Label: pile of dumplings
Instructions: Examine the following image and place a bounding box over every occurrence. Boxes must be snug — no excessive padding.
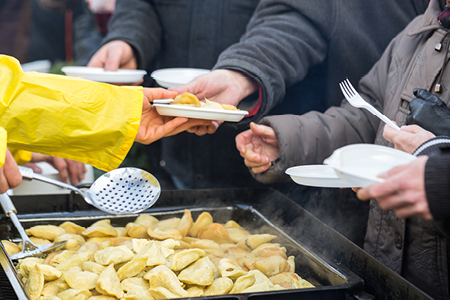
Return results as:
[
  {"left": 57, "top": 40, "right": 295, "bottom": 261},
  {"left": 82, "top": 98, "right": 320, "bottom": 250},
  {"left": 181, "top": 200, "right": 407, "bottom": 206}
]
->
[{"left": 2, "top": 209, "right": 314, "bottom": 300}]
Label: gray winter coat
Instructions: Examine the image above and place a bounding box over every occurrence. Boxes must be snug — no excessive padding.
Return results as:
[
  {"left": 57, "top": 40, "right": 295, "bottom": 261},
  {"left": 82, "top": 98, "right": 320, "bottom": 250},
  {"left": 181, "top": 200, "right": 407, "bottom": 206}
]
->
[
  {"left": 101, "top": 0, "right": 426, "bottom": 189},
  {"left": 257, "top": 1, "right": 449, "bottom": 298}
]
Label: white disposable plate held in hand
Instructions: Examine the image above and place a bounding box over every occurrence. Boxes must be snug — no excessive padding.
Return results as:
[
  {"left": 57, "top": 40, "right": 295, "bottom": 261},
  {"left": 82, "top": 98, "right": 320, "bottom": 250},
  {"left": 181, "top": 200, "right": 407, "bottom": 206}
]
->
[
  {"left": 324, "top": 144, "right": 416, "bottom": 188},
  {"left": 153, "top": 104, "right": 248, "bottom": 122},
  {"left": 285, "top": 165, "right": 355, "bottom": 188},
  {"left": 61, "top": 66, "right": 147, "bottom": 83},
  {"left": 151, "top": 68, "right": 210, "bottom": 88}
]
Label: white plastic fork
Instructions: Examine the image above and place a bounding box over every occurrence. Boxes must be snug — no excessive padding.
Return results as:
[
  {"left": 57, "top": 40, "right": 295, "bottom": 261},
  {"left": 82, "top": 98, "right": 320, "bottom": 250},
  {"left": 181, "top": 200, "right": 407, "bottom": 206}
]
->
[{"left": 339, "top": 79, "right": 400, "bottom": 131}]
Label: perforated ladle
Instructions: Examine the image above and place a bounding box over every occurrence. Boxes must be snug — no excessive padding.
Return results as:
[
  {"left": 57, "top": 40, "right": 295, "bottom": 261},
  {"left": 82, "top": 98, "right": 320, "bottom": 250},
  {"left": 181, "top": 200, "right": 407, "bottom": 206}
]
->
[{"left": 18, "top": 166, "right": 161, "bottom": 215}]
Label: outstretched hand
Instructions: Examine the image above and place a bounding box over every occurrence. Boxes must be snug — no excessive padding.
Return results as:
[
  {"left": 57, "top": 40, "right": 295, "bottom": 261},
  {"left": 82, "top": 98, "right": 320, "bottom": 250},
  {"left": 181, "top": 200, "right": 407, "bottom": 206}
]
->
[
  {"left": 136, "top": 88, "right": 212, "bottom": 144},
  {"left": 0, "top": 149, "right": 22, "bottom": 193},
  {"left": 356, "top": 156, "right": 432, "bottom": 220},
  {"left": 235, "top": 122, "right": 280, "bottom": 174},
  {"left": 87, "top": 40, "right": 137, "bottom": 71},
  {"left": 27, "top": 154, "right": 86, "bottom": 185},
  {"left": 171, "top": 69, "right": 258, "bottom": 135}
]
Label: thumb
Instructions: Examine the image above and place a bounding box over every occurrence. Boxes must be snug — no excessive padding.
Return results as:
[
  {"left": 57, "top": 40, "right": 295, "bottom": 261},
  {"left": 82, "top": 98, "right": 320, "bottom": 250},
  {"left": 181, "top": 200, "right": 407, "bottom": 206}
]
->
[{"left": 250, "top": 122, "right": 275, "bottom": 138}]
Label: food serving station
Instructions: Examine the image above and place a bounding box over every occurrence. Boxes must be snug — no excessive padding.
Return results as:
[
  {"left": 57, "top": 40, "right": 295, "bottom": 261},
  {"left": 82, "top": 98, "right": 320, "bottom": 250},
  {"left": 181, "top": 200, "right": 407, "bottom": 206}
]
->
[{"left": 0, "top": 187, "right": 432, "bottom": 300}]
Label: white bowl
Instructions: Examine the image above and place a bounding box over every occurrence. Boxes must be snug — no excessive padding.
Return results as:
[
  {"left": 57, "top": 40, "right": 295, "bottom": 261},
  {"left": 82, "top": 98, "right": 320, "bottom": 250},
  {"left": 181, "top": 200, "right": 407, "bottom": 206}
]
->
[
  {"left": 324, "top": 144, "right": 416, "bottom": 187},
  {"left": 151, "top": 68, "right": 210, "bottom": 88},
  {"left": 61, "top": 66, "right": 147, "bottom": 83}
]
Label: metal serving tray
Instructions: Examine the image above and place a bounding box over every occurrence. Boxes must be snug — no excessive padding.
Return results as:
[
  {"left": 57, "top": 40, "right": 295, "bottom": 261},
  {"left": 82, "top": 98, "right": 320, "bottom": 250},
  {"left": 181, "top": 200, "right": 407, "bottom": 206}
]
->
[{"left": 0, "top": 188, "right": 432, "bottom": 300}]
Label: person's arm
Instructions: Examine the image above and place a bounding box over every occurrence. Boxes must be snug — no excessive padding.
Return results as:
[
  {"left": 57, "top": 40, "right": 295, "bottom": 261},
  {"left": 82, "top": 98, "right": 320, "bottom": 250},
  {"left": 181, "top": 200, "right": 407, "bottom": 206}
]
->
[
  {"left": 98, "top": 0, "right": 161, "bottom": 69},
  {"left": 0, "top": 55, "right": 209, "bottom": 172},
  {"left": 213, "top": 0, "right": 331, "bottom": 121}
]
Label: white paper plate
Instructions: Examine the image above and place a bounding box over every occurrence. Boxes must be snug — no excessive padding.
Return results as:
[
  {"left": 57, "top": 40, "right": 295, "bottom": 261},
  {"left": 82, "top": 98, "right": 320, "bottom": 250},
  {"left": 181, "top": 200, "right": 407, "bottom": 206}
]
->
[
  {"left": 324, "top": 144, "right": 416, "bottom": 187},
  {"left": 153, "top": 104, "right": 248, "bottom": 122},
  {"left": 61, "top": 66, "right": 147, "bottom": 83},
  {"left": 151, "top": 68, "right": 210, "bottom": 88},
  {"left": 285, "top": 165, "right": 355, "bottom": 188}
]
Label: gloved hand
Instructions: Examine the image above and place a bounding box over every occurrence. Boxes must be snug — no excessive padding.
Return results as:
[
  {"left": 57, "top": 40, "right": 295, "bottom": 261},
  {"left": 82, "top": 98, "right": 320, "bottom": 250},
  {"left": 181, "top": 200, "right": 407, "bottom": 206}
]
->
[{"left": 406, "top": 88, "right": 450, "bottom": 136}]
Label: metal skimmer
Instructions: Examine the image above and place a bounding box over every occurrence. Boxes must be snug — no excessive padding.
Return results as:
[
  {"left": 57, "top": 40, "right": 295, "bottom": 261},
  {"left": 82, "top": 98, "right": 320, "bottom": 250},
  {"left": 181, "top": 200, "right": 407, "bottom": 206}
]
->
[
  {"left": 0, "top": 193, "right": 66, "bottom": 260},
  {"left": 18, "top": 166, "right": 161, "bottom": 215}
]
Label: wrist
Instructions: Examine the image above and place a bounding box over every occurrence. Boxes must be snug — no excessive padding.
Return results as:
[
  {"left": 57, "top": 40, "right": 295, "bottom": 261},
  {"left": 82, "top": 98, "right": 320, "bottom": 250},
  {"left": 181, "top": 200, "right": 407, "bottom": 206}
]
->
[{"left": 228, "top": 70, "right": 258, "bottom": 100}]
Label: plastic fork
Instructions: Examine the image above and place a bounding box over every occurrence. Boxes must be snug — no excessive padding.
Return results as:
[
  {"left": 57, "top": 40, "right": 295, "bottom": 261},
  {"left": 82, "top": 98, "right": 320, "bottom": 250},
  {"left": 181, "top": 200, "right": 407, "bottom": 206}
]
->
[{"left": 339, "top": 79, "right": 400, "bottom": 131}]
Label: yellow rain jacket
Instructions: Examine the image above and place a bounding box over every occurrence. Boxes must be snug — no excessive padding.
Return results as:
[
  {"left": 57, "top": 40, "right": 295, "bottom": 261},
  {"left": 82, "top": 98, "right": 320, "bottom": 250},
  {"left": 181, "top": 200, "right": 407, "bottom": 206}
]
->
[{"left": 0, "top": 55, "right": 143, "bottom": 171}]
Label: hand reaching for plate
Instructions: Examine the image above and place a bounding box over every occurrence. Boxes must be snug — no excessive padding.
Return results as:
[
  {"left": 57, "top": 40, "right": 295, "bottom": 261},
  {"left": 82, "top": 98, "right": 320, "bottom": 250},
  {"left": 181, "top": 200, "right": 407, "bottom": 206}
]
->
[
  {"left": 170, "top": 69, "right": 258, "bottom": 135},
  {"left": 235, "top": 122, "right": 280, "bottom": 174},
  {"left": 137, "top": 88, "right": 212, "bottom": 143},
  {"left": 27, "top": 154, "right": 86, "bottom": 185},
  {"left": 87, "top": 41, "right": 143, "bottom": 85}
]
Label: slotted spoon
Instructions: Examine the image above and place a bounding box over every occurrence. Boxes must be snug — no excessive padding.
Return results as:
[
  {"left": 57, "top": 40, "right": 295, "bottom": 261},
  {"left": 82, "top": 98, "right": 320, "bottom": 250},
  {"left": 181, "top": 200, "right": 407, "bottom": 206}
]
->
[
  {"left": 339, "top": 79, "right": 400, "bottom": 131},
  {"left": 18, "top": 166, "right": 161, "bottom": 215},
  {"left": 0, "top": 193, "right": 66, "bottom": 260}
]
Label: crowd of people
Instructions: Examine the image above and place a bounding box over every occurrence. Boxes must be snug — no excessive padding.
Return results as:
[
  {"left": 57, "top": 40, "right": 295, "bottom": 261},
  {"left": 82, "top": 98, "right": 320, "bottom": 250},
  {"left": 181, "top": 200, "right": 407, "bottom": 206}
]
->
[{"left": 1, "top": 0, "right": 449, "bottom": 299}]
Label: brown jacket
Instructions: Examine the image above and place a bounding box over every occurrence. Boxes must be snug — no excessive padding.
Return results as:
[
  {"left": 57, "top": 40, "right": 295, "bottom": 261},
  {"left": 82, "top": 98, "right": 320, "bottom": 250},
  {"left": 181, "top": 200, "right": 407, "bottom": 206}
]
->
[{"left": 256, "top": 0, "right": 449, "bottom": 298}]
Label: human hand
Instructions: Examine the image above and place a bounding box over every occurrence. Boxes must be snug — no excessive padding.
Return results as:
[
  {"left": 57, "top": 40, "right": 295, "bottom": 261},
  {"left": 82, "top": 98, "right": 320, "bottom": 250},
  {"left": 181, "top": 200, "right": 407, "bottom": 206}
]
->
[
  {"left": 28, "top": 153, "right": 86, "bottom": 185},
  {"left": 356, "top": 156, "right": 432, "bottom": 220},
  {"left": 383, "top": 124, "right": 435, "bottom": 154},
  {"left": 235, "top": 122, "right": 280, "bottom": 174},
  {"left": 87, "top": 40, "right": 137, "bottom": 71},
  {"left": 136, "top": 88, "right": 212, "bottom": 144},
  {"left": 171, "top": 69, "right": 259, "bottom": 135},
  {"left": 406, "top": 88, "right": 450, "bottom": 136},
  {"left": 0, "top": 149, "right": 22, "bottom": 193}
]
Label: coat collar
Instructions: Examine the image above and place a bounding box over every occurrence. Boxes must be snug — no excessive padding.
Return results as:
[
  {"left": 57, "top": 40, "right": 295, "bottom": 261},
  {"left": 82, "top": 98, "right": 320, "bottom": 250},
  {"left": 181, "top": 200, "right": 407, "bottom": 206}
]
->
[{"left": 408, "top": 0, "right": 446, "bottom": 36}]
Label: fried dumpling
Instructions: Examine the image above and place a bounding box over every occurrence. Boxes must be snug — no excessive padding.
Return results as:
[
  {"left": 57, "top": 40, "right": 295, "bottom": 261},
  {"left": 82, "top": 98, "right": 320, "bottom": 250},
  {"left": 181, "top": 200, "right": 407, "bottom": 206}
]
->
[
  {"left": 172, "top": 92, "right": 202, "bottom": 107},
  {"left": 116, "top": 256, "right": 147, "bottom": 280},
  {"left": 203, "top": 277, "right": 233, "bottom": 296},
  {"left": 25, "top": 225, "right": 65, "bottom": 241},
  {"left": 153, "top": 217, "right": 180, "bottom": 228},
  {"left": 82, "top": 220, "right": 117, "bottom": 238},
  {"left": 57, "top": 288, "right": 91, "bottom": 300},
  {"left": 188, "top": 212, "right": 213, "bottom": 237},
  {"left": 269, "top": 272, "right": 314, "bottom": 289},
  {"left": 123, "top": 288, "right": 154, "bottom": 300},
  {"left": 176, "top": 209, "right": 193, "bottom": 238},
  {"left": 2, "top": 240, "right": 21, "bottom": 255},
  {"left": 134, "top": 214, "right": 159, "bottom": 227},
  {"left": 254, "top": 255, "right": 287, "bottom": 277},
  {"left": 147, "top": 226, "right": 182, "bottom": 240},
  {"left": 54, "top": 233, "right": 85, "bottom": 251},
  {"left": 53, "top": 250, "right": 92, "bottom": 271},
  {"left": 144, "top": 265, "right": 188, "bottom": 297},
  {"left": 169, "top": 248, "right": 206, "bottom": 271},
  {"left": 95, "top": 264, "right": 124, "bottom": 298},
  {"left": 59, "top": 221, "right": 86, "bottom": 235},
  {"left": 190, "top": 239, "right": 222, "bottom": 251},
  {"left": 251, "top": 244, "right": 287, "bottom": 259},
  {"left": 178, "top": 256, "right": 215, "bottom": 286},
  {"left": 94, "top": 245, "right": 134, "bottom": 265},
  {"left": 197, "top": 223, "right": 234, "bottom": 244},
  {"left": 41, "top": 278, "right": 67, "bottom": 297},
  {"left": 148, "top": 286, "right": 179, "bottom": 299},
  {"left": 127, "top": 224, "right": 151, "bottom": 239},
  {"left": 237, "top": 234, "right": 277, "bottom": 251},
  {"left": 186, "top": 286, "right": 204, "bottom": 297},
  {"left": 218, "top": 258, "right": 247, "bottom": 279},
  {"left": 24, "top": 264, "right": 44, "bottom": 300},
  {"left": 226, "top": 227, "right": 250, "bottom": 244},
  {"left": 88, "top": 295, "right": 118, "bottom": 300},
  {"left": 121, "top": 277, "right": 149, "bottom": 292},
  {"left": 230, "top": 272, "right": 256, "bottom": 294},
  {"left": 22, "top": 263, "right": 61, "bottom": 281},
  {"left": 63, "top": 270, "right": 99, "bottom": 290},
  {"left": 82, "top": 261, "right": 105, "bottom": 275}
]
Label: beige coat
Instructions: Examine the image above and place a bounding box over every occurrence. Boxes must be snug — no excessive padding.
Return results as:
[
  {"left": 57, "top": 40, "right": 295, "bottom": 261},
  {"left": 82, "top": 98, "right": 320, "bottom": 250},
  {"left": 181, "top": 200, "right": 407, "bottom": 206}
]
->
[{"left": 256, "top": 0, "right": 449, "bottom": 298}]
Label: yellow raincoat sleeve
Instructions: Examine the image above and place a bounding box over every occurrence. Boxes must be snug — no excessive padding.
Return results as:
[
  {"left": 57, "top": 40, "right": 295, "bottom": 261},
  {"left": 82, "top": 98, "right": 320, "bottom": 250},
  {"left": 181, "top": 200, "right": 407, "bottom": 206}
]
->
[
  {"left": 9, "top": 148, "right": 32, "bottom": 165},
  {"left": 0, "top": 55, "right": 143, "bottom": 172},
  {"left": 0, "top": 127, "right": 6, "bottom": 168}
]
